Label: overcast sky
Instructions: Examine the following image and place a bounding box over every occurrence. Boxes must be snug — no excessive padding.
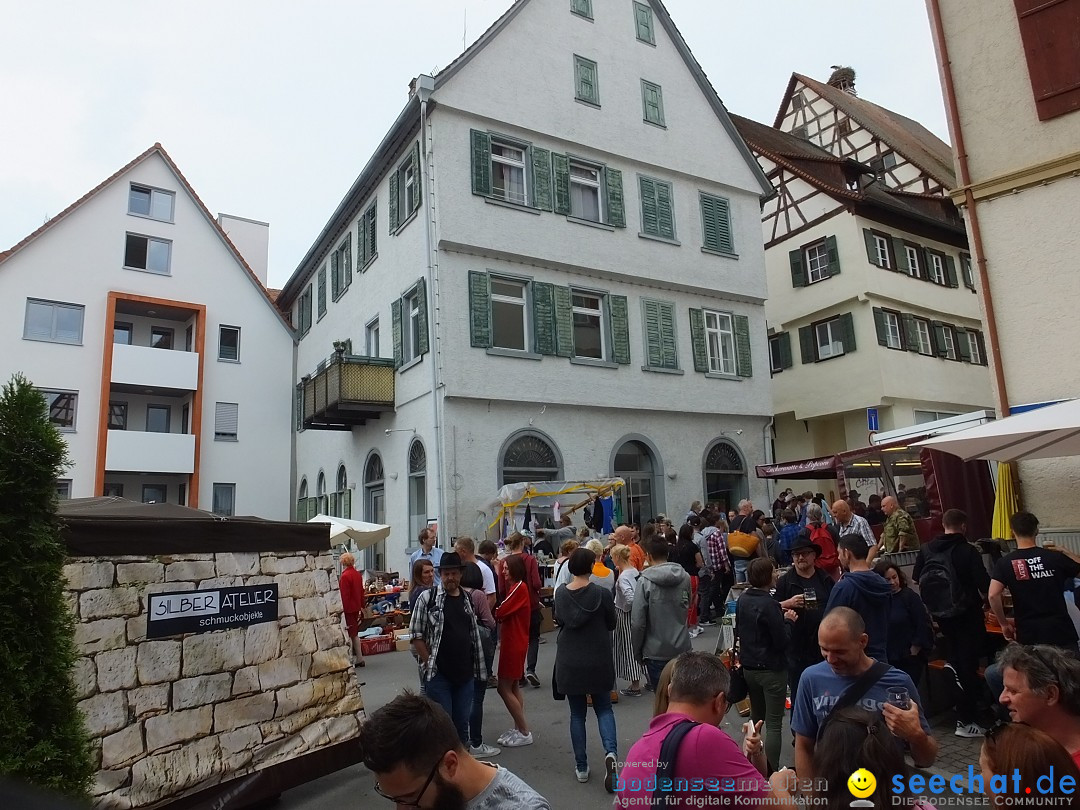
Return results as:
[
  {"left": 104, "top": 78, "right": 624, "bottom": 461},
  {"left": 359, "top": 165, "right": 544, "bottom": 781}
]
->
[{"left": 1, "top": 0, "right": 948, "bottom": 289}]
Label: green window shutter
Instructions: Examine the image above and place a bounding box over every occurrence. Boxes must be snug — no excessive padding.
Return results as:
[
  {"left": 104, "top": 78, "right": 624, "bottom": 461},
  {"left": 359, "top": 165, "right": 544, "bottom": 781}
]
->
[
  {"left": 657, "top": 301, "right": 677, "bottom": 369},
  {"left": 688, "top": 308, "right": 708, "bottom": 373},
  {"left": 639, "top": 176, "right": 659, "bottom": 235},
  {"left": 410, "top": 143, "right": 422, "bottom": 214},
  {"left": 330, "top": 252, "right": 341, "bottom": 299},
  {"left": 532, "top": 281, "right": 556, "bottom": 355},
  {"left": 839, "top": 313, "right": 857, "bottom": 353},
  {"left": 825, "top": 235, "right": 841, "bottom": 276},
  {"left": 863, "top": 229, "right": 880, "bottom": 266},
  {"left": 367, "top": 206, "right": 378, "bottom": 265},
  {"left": 873, "top": 308, "right": 888, "bottom": 346},
  {"left": 552, "top": 153, "right": 571, "bottom": 216},
  {"left": 892, "top": 237, "right": 909, "bottom": 274},
  {"left": 656, "top": 181, "right": 675, "bottom": 239},
  {"left": 643, "top": 300, "right": 663, "bottom": 368},
  {"left": 931, "top": 320, "right": 947, "bottom": 357},
  {"left": 317, "top": 266, "right": 327, "bottom": 316},
  {"left": 734, "top": 315, "right": 752, "bottom": 378},
  {"left": 391, "top": 299, "right": 404, "bottom": 368},
  {"left": 634, "top": 1, "right": 655, "bottom": 43},
  {"left": 574, "top": 56, "right": 599, "bottom": 106},
  {"left": 798, "top": 326, "right": 815, "bottom": 364},
  {"left": 415, "top": 278, "right": 429, "bottom": 356},
  {"left": 553, "top": 286, "right": 573, "bottom": 357},
  {"left": 604, "top": 168, "right": 625, "bottom": 228},
  {"left": 343, "top": 489, "right": 351, "bottom": 520},
  {"left": 470, "top": 129, "right": 492, "bottom": 196},
  {"left": 956, "top": 328, "right": 972, "bottom": 362},
  {"left": 975, "top": 331, "right": 988, "bottom": 365},
  {"left": 610, "top": 295, "right": 631, "bottom": 364},
  {"left": 944, "top": 255, "right": 959, "bottom": 288},
  {"left": 468, "top": 271, "right": 492, "bottom": 348},
  {"left": 343, "top": 234, "right": 352, "bottom": 289},
  {"left": 917, "top": 247, "right": 931, "bottom": 281},
  {"left": 358, "top": 217, "right": 368, "bottom": 268},
  {"left": 642, "top": 81, "right": 665, "bottom": 126},
  {"left": 778, "top": 332, "right": 793, "bottom": 369},
  {"left": 701, "top": 194, "right": 733, "bottom": 253},
  {"left": 531, "top": 147, "right": 553, "bottom": 211},
  {"left": 789, "top": 249, "right": 807, "bottom": 288},
  {"left": 902, "top": 314, "right": 919, "bottom": 352},
  {"left": 388, "top": 170, "right": 400, "bottom": 232}
]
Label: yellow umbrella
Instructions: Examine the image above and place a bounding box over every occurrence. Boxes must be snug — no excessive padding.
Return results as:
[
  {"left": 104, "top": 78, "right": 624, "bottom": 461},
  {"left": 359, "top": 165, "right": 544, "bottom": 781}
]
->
[{"left": 991, "top": 461, "right": 1020, "bottom": 542}]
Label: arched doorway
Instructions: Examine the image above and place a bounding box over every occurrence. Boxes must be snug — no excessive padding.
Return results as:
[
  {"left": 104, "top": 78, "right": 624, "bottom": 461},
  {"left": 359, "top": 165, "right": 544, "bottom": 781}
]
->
[
  {"left": 702, "top": 440, "right": 747, "bottom": 515},
  {"left": 408, "top": 440, "right": 427, "bottom": 551},
  {"left": 364, "top": 453, "right": 385, "bottom": 570},
  {"left": 613, "top": 439, "right": 660, "bottom": 526}
]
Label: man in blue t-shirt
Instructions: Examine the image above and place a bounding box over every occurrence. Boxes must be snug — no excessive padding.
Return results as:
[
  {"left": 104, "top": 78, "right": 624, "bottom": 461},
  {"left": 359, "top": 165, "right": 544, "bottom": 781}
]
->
[{"left": 792, "top": 608, "right": 938, "bottom": 781}]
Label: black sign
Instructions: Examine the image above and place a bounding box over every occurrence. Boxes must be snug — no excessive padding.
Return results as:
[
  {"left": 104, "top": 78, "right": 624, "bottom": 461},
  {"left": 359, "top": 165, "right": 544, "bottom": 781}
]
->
[{"left": 146, "top": 584, "right": 279, "bottom": 639}]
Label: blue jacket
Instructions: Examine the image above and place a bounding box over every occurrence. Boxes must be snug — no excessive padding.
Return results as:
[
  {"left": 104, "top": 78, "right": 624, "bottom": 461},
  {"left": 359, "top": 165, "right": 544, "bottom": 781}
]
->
[{"left": 825, "top": 570, "right": 893, "bottom": 661}]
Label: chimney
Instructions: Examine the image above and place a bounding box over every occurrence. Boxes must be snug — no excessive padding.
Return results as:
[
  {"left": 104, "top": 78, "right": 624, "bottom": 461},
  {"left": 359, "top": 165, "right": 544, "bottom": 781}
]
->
[{"left": 827, "top": 66, "right": 857, "bottom": 95}]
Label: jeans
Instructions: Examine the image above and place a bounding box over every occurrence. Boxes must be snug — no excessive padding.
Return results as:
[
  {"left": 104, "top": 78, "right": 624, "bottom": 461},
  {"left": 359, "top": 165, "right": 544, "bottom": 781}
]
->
[
  {"left": 527, "top": 608, "right": 542, "bottom": 673},
  {"left": 734, "top": 559, "right": 748, "bottom": 584},
  {"left": 469, "top": 676, "right": 488, "bottom": 748},
  {"left": 744, "top": 668, "right": 788, "bottom": 771},
  {"left": 426, "top": 671, "right": 474, "bottom": 745},
  {"left": 645, "top": 658, "right": 669, "bottom": 691},
  {"left": 567, "top": 693, "right": 618, "bottom": 770}
]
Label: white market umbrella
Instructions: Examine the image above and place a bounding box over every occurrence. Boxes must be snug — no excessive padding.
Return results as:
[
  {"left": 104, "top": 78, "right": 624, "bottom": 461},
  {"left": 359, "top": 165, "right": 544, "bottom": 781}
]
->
[
  {"left": 307, "top": 514, "right": 390, "bottom": 552},
  {"left": 915, "top": 399, "right": 1080, "bottom": 462}
]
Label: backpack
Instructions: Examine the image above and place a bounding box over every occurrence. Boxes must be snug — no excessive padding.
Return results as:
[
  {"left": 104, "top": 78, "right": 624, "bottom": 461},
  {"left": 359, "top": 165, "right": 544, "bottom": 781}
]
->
[
  {"left": 918, "top": 543, "right": 970, "bottom": 619},
  {"left": 809, "top": 522, "right": 839, "bottom": 572}
]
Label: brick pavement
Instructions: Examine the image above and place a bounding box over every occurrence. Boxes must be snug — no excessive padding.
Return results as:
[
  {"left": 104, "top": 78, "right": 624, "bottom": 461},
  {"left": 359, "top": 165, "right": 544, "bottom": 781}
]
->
[{"left": 925, "top": 711, "right": 983, "bottom": 776}]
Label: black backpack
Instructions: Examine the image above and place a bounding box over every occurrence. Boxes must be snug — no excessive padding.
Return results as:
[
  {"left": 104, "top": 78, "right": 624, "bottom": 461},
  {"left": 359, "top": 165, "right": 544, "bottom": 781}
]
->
[{"left": 918, "top": 543, "right": 970, "bottom": 619}]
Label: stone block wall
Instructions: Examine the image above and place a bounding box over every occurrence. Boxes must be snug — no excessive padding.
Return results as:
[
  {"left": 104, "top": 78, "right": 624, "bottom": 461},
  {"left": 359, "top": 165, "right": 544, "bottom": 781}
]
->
[{"left": 65, "top": 550, "right": 362, "bottom": 809}]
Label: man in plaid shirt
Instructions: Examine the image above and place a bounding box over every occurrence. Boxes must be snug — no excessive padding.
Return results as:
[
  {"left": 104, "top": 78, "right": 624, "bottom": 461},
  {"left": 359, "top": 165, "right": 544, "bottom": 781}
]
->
[
  {"left": 698, "top": 512, "right": 732, "bottom": 623},
  {"left": 410, "top": 552, "right": 488, "bottom": 745}
]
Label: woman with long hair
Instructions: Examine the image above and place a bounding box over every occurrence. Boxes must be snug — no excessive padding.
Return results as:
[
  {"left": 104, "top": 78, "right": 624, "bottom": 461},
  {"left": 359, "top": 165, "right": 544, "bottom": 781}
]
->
[
  {"left": 674, "top": 523, "right": 705, "bottom": 638},
  {"left": 555, "top": 547, "right": 619, "bottom": 791},
  {"left": 873, "top": 560, "right": 934, "bottom": 688},
  {"left": 611, "top": 544, "right": 645, "bottom": 696},
  {"left": 494, "top": 553, "right": 533, "bottom": 747},
  {"left": 981, "top": 724, "right": 1080, "bottom": 808},
  {"left": 498, "top": 532, "right": 543, "bottom": 689},
  {"left": 409, "top": 558, "right": 434, "bottom": 608}
]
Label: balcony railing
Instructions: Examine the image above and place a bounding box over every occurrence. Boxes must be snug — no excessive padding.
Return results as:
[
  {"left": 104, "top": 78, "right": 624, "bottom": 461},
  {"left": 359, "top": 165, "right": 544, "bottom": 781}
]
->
[
  {"left": 112, "top": 343, "right": 199, "bottom": 392},
  {"left": 300, "top": 350, "right": 395, "bottom": 431},
  {"left": 105, "top": 431, "right": 196, "bottom": 474}
]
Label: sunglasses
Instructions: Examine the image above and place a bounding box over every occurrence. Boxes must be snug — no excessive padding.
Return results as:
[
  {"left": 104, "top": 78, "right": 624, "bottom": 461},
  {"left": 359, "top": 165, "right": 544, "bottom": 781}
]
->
[{"left": 374, "top": 754, "right": 444, "bottom": 807}]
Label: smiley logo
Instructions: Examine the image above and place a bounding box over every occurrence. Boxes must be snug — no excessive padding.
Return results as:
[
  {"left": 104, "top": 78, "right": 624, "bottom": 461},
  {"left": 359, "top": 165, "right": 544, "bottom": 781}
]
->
[{"left": 848, "top": 769, "right": 877, "bottom": 799}]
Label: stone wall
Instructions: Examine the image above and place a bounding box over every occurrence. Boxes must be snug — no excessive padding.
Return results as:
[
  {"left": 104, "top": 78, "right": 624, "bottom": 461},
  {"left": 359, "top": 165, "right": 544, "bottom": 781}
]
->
[{"left": 64, "top": 550, "right": 362, "bottom": 808}]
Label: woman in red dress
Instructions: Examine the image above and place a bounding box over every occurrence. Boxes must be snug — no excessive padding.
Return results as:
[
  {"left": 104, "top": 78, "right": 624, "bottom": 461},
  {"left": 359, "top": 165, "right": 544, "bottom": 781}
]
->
[
  {"left": 338, "top": 552, "right": 366, "bottom": 667},
  {"left": 493, "top": 554, "right": 533, "bottom": 746}
]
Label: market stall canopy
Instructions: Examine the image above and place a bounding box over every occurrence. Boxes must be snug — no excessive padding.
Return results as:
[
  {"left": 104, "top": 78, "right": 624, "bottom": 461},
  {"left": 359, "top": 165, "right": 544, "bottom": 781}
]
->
[
  {"left": 485, "top": 478, "right": 625, "bottom": 529},
  {"left": 307, "top": 514, "right": 390, "bottom": 552},
  {"left": 58, "top": 497, "right": 328, "bottom": 556},
  {"left": 755, "top": 455, "right": 840, "bottom": 480},
  {"left": 915, "top": 399, "right": 1080, "bottom": 462}
]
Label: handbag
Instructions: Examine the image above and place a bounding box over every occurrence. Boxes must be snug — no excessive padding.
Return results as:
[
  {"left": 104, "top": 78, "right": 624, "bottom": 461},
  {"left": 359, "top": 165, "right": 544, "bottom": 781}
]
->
[{"left": 725, "top": 638, "right": 749, "bottom": 704}]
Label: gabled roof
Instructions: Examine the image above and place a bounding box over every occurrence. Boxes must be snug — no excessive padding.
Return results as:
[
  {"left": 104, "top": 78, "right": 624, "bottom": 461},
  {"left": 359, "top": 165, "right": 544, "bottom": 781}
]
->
[
  {"left": 433, "top": 0, "right": 774, "bottom": 200},
  {"left": 0, "top": 144, "right": 293, "bottom": 333},
  {"left": 777, "top": 73, "right": 956, "bottom": 190}
]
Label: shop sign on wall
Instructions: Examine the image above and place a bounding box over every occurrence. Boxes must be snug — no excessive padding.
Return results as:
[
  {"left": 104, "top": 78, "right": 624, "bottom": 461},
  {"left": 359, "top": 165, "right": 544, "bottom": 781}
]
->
[{"left": 147, "top": 584, "right": 278, "bottom": 638}]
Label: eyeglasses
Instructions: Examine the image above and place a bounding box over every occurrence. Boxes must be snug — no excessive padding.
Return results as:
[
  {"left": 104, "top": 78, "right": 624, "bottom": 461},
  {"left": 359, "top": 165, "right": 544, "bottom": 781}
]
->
[
  {"left": 984, "top": 721, "right": 1008, "bottom": 742},
  {"left": 374, "top": 755, "right": 444, "bottom": 807}
]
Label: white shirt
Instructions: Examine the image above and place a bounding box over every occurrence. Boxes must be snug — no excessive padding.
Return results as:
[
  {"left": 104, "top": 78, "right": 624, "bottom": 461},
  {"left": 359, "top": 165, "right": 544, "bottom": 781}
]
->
[{"left": 478, "top": 557, "right": 496, "bottom": 595}]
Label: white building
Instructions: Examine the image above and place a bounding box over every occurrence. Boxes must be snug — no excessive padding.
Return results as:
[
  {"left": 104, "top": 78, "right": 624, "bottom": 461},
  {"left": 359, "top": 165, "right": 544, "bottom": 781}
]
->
[
  {"left": 925, "top": 0, "right": 1080, "bottom": 532},
  {"left": 278, "top": 0, "right": 776, "bottom": 570},
  {"left": 0, "top": 144, "right": 294, "bottom": 519},
  {"left": 732, "top": 70, "right": 993, "bottom": 493}
]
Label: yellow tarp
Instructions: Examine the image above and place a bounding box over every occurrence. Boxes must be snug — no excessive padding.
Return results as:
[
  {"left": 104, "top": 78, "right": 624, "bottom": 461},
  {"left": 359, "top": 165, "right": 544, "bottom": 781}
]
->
[{"left": 991, "top": 461, "right": 1020, "bottom": 542}]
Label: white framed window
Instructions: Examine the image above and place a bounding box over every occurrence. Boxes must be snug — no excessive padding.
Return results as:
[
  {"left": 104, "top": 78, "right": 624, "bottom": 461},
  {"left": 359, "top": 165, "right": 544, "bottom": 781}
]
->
[
  {"left": 402, "top": 160, "right": 417, "bottom": 219},
  {"left": 24, "top": 299, "right": 84, "bottom": 344},
  {"left": 212, "top": 483, "right": 236, "bottom": 516},
  {"left": 124, "top": 233, "right": 172, "bottom": 274},
  {"left": 491, "top": 139, "right": 527, "bottom": 205},
  {"left": 929, "top": 252, "right": 946, "bottom": 285},
  {"left": 128, "top": 184, "right": 174, "bottom": 222},
  {"left": 703, "top": 310, "right": 736, "bottom": 375},
  {"left": 39, "top": 389, "right": 78, "bottom": 432},
  {"left": 915, "top": 318, "right": 933, "bottom": 355},
  {"left": 569, "top": 161, "right": 602, "bottom": 222},
  {"left": 108, "top": 401, "right": 127, "bottom": 430},
  {"left": 491, "top": 277, "right": 529, "bottom": 351},
  {"left": 403, "top": 289, "right": 422, "bottom": 363},
  {"left": 941, "top": 326, "right": 957, "bottom": 360},
  {"left": 214, "top": 402, "right": 238, "bottom": 441},
  {"left": 218, "top": 325, "right": 240, "bottom": 362},
  {"left": 884, "top": 311, "right": 902, "bottom": 349},
  {"left": 815, "top": 319, "right": 846, "bottom": 359},
  {"left": 969, "top": 334, "right": 983, "bottom": 365},
  {"left": 961, "top": 253, "right": 975, "bottom": 289},
  {"left": 571, "top": 291, "right": 605, "bottom": 360},
  {"left": 904, "top": 245, "right": 921, "bottom": 278},
  {"left": 56, "top": 480, "right": 73, "bottom": 499},
  {"left": 366, "top": 318, "right": 380, "bottom": 357},
  {"left": 769, "top": 336, "right": 784, "bottom": 373},
  {"left": 805, "top": 241, "right": 831, "bottom": 283},
  {"left": 873, "top": 235, "right": 891, "bottom": 268}
]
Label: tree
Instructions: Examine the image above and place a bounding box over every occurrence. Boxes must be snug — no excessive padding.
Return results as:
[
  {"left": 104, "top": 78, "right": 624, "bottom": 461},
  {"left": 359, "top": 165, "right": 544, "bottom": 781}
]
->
[{"left": 0, "top": 375, "right": 93, "bottom": 797}]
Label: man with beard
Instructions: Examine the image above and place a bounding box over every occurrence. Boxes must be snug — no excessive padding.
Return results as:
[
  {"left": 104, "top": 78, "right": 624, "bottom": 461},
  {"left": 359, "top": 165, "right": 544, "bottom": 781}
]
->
[
  {"left": 773, "top": 536, "right": 834, "bottom": 710},
  {"left": 359, "top": 692, "right": 551, "bottom": 809}
]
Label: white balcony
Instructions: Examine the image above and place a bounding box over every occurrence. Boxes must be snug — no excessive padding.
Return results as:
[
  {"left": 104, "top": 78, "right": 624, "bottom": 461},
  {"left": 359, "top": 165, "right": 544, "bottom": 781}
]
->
[
  {"left": 106, "top": 431, "right": 195, "bottom": 474},
  {"left": 112, "top": 343, "right": 199, "bottom": 393}
]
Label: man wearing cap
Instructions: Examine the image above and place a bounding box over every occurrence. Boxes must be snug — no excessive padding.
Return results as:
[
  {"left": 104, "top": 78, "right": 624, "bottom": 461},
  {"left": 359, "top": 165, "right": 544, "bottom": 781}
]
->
[
  {"left": 773, "top": 536, "right": 835, "bottom": 709},
  {"left": 410, "top": 552, "right": 488, "bottom": 745}
]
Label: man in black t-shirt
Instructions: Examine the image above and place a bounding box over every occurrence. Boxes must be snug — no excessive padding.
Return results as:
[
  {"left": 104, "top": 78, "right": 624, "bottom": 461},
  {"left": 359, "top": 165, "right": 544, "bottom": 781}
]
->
[{"left": 990, "top": 511, "right": 1080, "bottom": 649}]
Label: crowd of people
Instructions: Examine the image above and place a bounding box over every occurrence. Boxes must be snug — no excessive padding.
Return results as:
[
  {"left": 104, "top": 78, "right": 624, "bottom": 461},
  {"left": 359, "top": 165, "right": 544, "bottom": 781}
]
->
[{"left": 341, "top": 498, "right": 1080, "bottom": 809}]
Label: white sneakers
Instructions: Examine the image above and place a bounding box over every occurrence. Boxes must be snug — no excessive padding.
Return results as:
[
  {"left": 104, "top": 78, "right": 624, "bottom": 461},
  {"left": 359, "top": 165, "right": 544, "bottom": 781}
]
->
[
  {"left": 688, "top": 626, "right": 703, "bottom": 638},
  {"left": 604, "top": 752, "right": 618, "bottom": 794},
  {"left": 469, "top": 743, "right": 501, "bottom": 758},
  {"left": 575, "top": 766, "right": 590, "bottom": 783},
  {"left": 497, "top": 729, "right": 534, "bottom": 747},
  {"left": 955, "top": 721, "right": 988, "bottom": 738}
]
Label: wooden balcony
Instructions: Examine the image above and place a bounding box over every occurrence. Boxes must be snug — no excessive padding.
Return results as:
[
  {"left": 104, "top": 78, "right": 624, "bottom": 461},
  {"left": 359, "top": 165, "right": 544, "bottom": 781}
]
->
[{"left": 301, "top": 352, "right": 395, "bottom": 430}]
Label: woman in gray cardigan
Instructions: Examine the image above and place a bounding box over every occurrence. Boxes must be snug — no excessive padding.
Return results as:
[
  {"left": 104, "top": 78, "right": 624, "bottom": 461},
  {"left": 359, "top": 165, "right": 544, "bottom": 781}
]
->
[{"left": 554, "top": 547, "right": 619, "bottom": 792}]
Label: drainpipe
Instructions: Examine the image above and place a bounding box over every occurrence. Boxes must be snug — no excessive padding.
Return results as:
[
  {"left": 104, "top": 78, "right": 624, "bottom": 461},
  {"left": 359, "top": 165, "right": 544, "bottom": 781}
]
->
[
  {"left": 925, "top": 0, "right": 1011, "bottom": 417},
  {"left": 417, "top": 75, "right": 448, "bottom": 543},
  {"left": 762, "top": 418, "right": 775, "bottom": 504}
]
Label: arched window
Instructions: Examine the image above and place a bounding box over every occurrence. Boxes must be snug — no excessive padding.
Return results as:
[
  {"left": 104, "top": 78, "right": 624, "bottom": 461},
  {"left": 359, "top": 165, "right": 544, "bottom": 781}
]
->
[
  {"left": 703, "top": 440, "right": 747, "bottom": 515},
  {"left": 613, "top": 439, "right": 658, "bottom": 526},
  {"left": 333, "top": 464, "right": 350, "bottom": 518},
  {"left": 408, "top": 440, "right": 427, "bottom": 551},
  {"left": 500, "top": 432, "right": 561, "bottom": 486},
  {"left": 337, "top": 464, "right": 348, "bottom": 492},
  {"left": 296, "top": 477, "right": 309, "bottom": 521},
  {"left": 298, "top": 478, "right": 308, "bottom": 500},
  {"left": 364, "top": 454, "right": 386, "bottom": 569},
  {"left": 316, "top": 471, "right": 327, "bottom": 515}
]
